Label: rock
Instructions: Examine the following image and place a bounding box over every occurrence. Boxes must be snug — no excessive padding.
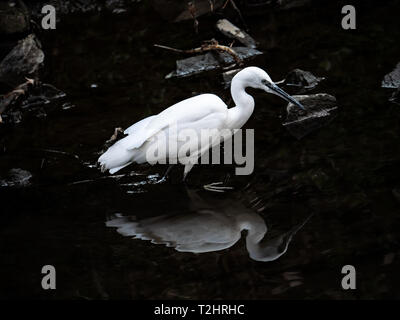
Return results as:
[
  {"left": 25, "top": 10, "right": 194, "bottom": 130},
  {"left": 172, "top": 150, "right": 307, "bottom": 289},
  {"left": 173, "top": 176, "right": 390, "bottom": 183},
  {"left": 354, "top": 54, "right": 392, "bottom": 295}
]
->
[
  {"left": 244, "top": 0, "right": 311, "bottom": 11},
  {"left": 0, "top": 80, "right": 66, "bottom": 124},
  {"left": 277, "top": 0, "right": 312, "bottom": 10},
  {"left": 283, "top": 69, "right": 324, "bottom": 93},
  {"left": 282, "top": 93, "right": 338, "bottom": 139},
  {"left": 0, "top": 34, "right": 44, "bottom": 87},
  {"left": 150, "top": 0, "right": 224, "bottom": 22},
  {"left": 216, "top": 19, "right": 257, "bottom": 48},
  {"left": 382, "top": 62, "right": 400, "bottom": 89},
  {"left": 0, "top": 168, "right": 32, "bottom": 187},
  {"left": 165, "top": 47, "right": 262, "bottom": 79},
  {"left": 165, "top": 52, "right": 220, "bottom": 79},
  {"left": 26, "top": 0, "right": 141, "bottom": 18},
  {"left": 0, "top": 1, "right": 30, "bottom": 35}
]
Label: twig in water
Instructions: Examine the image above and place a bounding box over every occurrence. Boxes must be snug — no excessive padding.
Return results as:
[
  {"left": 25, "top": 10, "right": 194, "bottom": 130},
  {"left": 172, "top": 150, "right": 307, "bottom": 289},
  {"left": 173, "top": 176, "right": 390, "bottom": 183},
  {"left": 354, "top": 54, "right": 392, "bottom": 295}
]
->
[{"left": 154, "top": 39, "right": 243, "bottom": 66}]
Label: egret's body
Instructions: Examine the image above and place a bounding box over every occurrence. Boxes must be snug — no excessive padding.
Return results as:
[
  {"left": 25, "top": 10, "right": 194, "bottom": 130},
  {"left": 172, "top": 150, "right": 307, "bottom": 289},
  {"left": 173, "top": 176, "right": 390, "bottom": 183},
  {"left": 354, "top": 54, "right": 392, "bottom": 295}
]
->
[{"left": 98, "top": 67, "right": 304, "bottom": 178}]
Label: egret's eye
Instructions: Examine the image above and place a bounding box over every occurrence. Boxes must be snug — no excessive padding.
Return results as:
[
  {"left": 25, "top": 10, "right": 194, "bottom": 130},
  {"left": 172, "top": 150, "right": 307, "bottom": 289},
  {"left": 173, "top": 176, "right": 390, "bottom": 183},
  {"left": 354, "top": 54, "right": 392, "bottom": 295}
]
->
[
  {"left": 262, "top": 79, "right": 272, "bottom": 88},
  {"left": 261, "top": 79, "right": 271, "bottom": 87}
]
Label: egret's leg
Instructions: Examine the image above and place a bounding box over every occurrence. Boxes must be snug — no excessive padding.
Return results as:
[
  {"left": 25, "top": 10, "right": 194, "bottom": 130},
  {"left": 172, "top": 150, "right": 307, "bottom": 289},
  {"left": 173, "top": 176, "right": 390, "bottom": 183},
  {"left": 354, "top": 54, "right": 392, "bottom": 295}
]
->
[
  {"left": 203, "top": 182, "right": 234, "bottom": 193},
  {"left": 202, "top": 174, "right": 234, "bottom": 193},
  {"left": 156, "top": 165, "right": 174, "bottom": 183}
]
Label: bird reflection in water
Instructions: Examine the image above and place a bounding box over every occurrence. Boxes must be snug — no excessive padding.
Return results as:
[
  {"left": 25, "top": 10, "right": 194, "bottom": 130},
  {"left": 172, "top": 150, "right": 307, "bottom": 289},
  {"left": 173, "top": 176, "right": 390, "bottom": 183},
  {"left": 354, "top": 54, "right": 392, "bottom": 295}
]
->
[{"left": 106, "top": 189, "right": 312, "bottom": 262}]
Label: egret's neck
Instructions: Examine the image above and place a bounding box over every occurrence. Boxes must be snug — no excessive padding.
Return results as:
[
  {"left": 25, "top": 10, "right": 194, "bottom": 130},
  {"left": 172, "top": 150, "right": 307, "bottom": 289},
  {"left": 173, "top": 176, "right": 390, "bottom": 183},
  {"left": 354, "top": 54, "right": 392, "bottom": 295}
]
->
[
  {"left": 237, "top": 213, "right": 287, "bottom": 262},
  {"left": 228, "top": 77, "right": 255, "bottom": 129}
]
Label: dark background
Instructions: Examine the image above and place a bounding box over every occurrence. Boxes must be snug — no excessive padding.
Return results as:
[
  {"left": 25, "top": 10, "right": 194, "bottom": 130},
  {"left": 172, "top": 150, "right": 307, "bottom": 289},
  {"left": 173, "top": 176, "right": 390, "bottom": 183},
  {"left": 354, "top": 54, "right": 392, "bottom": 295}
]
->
[{"left": 1, "top": 0, "right": 400, "bottom": 299}]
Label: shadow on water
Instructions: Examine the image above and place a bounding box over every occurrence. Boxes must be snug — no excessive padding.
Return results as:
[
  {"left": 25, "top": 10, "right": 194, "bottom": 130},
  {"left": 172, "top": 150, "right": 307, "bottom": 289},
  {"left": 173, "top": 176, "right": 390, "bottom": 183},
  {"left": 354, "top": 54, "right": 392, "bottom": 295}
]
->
[{"left": 1, "top": 0, "right": 400, "bottom": 299}]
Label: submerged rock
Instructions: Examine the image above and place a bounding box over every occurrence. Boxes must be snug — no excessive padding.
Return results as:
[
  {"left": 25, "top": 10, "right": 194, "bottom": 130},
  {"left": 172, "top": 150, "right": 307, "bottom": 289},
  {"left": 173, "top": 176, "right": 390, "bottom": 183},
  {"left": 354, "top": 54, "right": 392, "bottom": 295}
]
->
[
  {"left": 282, "top": 93, "right": 338, "bottom": 139},
  {"left": 0, "top": 0, "right": 30, "bottom": 35},
  {"left": 277, "top": 0, "right": 312, "bottom": 10},
  {"left": 216, "top": 19, "right": 257, "bottom": 48},
  {"left": 165, "top": 47, "right": 262, "bottom": 79},
  {"left": 0, "top": 80, "right": 66, "bottom": 124},
  {"left": 150, "top": 0, "right": 224, "bottom": 22},
  {"left": 382, "top": 62, "right": 400, "bottom": 89},
  {"left": 244, "top": 0, "right": 312, "bottom": 11},
  {"left": 0, "top": 168, "right": 32, "bottom": 187},
  {"left": 0, "top": 34, "right": 44, "bottom": 87},
  {"left": 282, "top": 69, "right": 324, "bottom": 93}
]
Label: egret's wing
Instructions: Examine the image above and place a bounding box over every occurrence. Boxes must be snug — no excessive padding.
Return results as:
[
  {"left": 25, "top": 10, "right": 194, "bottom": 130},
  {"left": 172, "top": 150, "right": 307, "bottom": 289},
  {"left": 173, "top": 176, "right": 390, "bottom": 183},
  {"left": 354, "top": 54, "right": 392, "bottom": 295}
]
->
[
  {"left": 117, "top": 94, "right": 228, "bottom": 151},
  {"left": 124, "top": 115, "right": 156, "bottom": 135}
]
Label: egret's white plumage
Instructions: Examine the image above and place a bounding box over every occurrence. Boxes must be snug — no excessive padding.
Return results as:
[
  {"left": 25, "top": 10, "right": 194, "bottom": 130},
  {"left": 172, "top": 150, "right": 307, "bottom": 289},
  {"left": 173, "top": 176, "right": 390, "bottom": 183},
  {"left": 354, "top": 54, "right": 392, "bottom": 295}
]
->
[{"left": 98, "top": 67, "right": 304, "bottom": 177}]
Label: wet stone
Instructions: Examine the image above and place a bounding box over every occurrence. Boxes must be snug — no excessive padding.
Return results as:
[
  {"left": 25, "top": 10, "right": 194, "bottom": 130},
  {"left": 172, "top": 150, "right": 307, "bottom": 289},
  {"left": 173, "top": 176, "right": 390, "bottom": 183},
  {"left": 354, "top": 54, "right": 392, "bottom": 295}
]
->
[
  {"left": 0, "top": 34, "right": 44, "bottom": 87},
  {"left": 282, "top": 93, "right": 338, "bottom": 139},
  {"left": 0, "top": 168, "right": 32, "bottom": 187},
  {"left": 165, "top": 47, "right": 262, "bottom": 79},
  {"left": 150, "top": 0, "right": 224, "bottom": 22},
  {"left": 0, "top": 81, "right": 67, "bottom": 124},
  {"left": 283, "top": 69, "right": 324, "bottom": 93},
  {"left": 165, "top": 52, "right": 220, "bottom": 78},
  {"left": 216, "top": 19, "right": 257, "bottom": 48},
  {"left": 0, "top": 1, "right": 30, "bottom": 35},
  {"left": 382, "top": 62, "right": 400, "bottom": 89}
]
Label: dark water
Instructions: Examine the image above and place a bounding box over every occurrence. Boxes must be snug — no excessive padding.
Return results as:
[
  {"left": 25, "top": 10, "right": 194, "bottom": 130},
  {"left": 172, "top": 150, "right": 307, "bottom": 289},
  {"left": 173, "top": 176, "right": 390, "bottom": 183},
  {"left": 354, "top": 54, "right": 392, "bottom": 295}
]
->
[{"left": 1, "top": 0, "right": 400, "bottom": 299}]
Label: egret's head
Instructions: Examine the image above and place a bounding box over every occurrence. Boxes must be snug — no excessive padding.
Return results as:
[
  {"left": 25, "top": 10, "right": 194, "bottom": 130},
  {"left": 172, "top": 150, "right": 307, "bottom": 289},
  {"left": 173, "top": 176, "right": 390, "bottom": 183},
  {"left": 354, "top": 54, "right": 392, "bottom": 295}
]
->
[{"left": 239, "top": 66, "right": 305, "bottom": 110}]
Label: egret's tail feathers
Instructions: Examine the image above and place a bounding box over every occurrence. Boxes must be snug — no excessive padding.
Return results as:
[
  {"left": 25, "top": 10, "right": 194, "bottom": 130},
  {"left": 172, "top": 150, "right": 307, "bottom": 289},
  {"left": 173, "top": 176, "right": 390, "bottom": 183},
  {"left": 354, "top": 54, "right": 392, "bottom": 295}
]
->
[
  {"left": 98, "top": 144, "right": 134, "bottom": 174},
  {"left": 109, "top": 163, "right": 131, "bottom": 174}
]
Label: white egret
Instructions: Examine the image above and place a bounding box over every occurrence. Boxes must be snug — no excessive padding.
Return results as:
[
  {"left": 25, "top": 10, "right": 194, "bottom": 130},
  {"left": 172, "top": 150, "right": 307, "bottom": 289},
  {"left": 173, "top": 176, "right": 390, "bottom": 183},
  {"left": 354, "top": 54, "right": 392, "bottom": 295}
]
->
[
  {"left": 98, "top": 67, "right": 305, "bottom": 183},
  {"left": 106, "top": 189, "right": 311, "bottom": 262}
]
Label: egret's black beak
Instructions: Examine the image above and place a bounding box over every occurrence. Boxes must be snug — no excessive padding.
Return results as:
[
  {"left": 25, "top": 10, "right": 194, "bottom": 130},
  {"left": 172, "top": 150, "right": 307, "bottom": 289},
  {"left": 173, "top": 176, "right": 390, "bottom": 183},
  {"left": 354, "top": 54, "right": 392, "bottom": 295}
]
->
[{"left": 266, "top": 82, "right": 305, "bottom": 110}]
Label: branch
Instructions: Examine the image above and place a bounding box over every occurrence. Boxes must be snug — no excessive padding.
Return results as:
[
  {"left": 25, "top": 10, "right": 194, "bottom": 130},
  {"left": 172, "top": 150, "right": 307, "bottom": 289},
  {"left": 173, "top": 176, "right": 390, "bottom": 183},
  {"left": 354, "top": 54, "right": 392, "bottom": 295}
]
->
[{"left": 154, "top": 39, "right": 243, "bottom": 66}]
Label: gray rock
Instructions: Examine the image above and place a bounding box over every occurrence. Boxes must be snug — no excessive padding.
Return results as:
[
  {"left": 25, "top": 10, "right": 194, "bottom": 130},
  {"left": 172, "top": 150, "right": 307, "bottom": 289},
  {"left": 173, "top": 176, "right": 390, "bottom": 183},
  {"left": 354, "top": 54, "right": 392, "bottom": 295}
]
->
[
  {"left": 216, "top": 19, "right": 257, "bottom": 48},
  {"left": 282, "top": 93, "right": 338, "bottom": 139},
  {"left": 277, "top": 0, "right": 312, "bottom": 10},
  {"left": 0, "top": 168, "right": 32, "bottom": 187},
  {"left": 150, "top": 0, "right": 224, "bottom": 22},
  {"left": 0, "top": 34, "right": 44, "bottom": 86},
  {"left": 165, "top": 47, "right": 262, "bottom": 79},
  {"left": 382, "top": 62, "right": 400, "bottom": 89},
  {"left": 0, "top": 1, "right": 30, "bottom": 35},
  {"left": 283, "top": 69, "right": 324, "bottom": 93},
  {"left": 165, "top": 52, "right": 220, "bottom": 78}
]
